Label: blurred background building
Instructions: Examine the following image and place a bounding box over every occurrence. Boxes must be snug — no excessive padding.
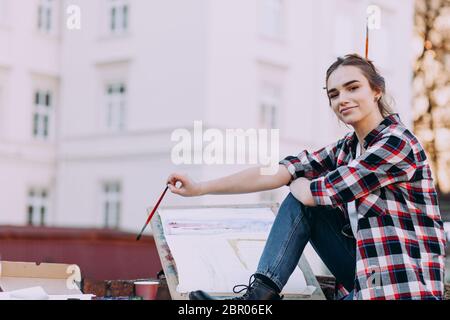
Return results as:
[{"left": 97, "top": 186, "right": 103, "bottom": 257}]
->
[{"left": 0, "top": 0, "right": 448, "bottom": 281}]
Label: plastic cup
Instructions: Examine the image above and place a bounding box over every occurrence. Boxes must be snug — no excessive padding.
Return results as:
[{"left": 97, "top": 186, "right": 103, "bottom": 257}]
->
[{"left": 134, "top": 280, "right": 159, "bottom": 300}]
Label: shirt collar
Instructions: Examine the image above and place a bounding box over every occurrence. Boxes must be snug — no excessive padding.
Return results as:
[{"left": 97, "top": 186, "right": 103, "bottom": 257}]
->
[{"left": 345, "top": 113, "right": 401, "bottom": 149}]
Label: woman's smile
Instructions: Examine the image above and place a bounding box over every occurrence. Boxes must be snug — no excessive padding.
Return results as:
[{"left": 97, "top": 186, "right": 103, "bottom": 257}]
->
[{"left": 340, "top": 106, "right": 358, "bottom": 114}]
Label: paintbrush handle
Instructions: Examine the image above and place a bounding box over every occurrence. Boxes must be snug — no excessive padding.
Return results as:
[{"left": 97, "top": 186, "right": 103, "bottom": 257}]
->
[
  {"left": 136, "top": 185, "right": 169, "bottom": 240},
  {"left": 365, "top": 18, "right": 369, "bottom": 59}
]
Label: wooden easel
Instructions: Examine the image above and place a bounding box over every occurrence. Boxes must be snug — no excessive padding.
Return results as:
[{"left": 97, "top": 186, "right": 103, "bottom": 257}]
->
[{"left": 150, "top": 203, "right": 326, "bottom": 300}]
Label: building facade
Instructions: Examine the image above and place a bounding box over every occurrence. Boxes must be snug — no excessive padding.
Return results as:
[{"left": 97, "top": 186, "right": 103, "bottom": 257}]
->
[{"left": 0, "top": 0, "right": 414, "bottom": 244}]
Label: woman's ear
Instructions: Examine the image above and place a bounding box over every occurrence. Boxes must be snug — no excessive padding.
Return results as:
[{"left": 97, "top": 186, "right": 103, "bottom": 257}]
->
[{"left": 373, "top": 89, "right": 382, "bottom": 102}]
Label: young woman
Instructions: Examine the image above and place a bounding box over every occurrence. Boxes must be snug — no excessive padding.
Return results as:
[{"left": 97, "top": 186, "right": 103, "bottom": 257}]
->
[{"left": 166, "top": 54, "right": 446, "bottom": 300}]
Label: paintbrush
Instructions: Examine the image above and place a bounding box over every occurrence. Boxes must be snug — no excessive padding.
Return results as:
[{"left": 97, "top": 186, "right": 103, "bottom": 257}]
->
[
  {"left": 365, "top": 16, "right": 369, "bottom": 59},
  {"left": 136, "top": 185, "right": 169, "bottom": 241}
]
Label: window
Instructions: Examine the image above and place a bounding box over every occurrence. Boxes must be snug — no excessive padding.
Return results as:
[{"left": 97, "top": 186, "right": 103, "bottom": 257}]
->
[
  {"left": 261, "top": 0, "right": 284, "bottom": 38},
  {"left": 259, "top": 83, "right": 281, "bottom": 129},
  {"left": 33, "top": 90, "right": 52, "bottom": 139},
  {"left": 0, "top": 0, "right": 8, "bottom": 25},
  {"left": 109, "top": 0, "right": 129, "bottom": 34},
  {"left": 37, "top": 0, "right": 53, "bottom": 33},
  {"left": 103, "top": 182, "right": 121, "bottom": 229},
  {"left": 27, "top": 188, "right": 48, "bottom": 226},
  {"left": 105, "top": 83, "right": 126, "bottom": 131}
]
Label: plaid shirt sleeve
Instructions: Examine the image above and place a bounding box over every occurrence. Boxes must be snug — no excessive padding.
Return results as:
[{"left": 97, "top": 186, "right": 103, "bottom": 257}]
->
[
  {"left": 278, "top": 138, "right": 344, "bottom": 185},
  {"left": 310, "top": 133, "right": 417, "bottom": 207}
]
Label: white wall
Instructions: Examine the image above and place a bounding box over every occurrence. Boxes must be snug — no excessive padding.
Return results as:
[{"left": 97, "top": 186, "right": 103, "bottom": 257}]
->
[
  {"left": 56, "top": 0, "right": 212, "bottom": 231},
  {"left": 0, "top": 0, "right": 59, "bottom": 225},
  {"left": 0, "top": 0, "right": 415, "bottom": 234}
]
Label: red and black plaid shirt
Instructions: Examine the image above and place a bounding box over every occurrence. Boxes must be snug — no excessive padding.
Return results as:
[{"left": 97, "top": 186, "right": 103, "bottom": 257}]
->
[{"left": 280, "top": 114, "right": 446, "bottom": 300}]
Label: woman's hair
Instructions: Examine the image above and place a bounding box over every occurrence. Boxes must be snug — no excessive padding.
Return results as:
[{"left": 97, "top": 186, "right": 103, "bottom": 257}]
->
[{"left": 325, "top": 54, "right": 394, "bottom": 117}]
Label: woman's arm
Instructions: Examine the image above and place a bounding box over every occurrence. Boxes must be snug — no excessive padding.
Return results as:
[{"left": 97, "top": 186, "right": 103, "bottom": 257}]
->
[
  {"left": 167, "top": 165, "right": 292, "bottom": 197},
  {"left": 309, "top": 132, "right": 418, "bottom": 207},
  {"left": 280, "top": 136, "right": 346, "bottom": 182},
  {"left": 289, "top": 177, "right": 315, "bottom": 206}
]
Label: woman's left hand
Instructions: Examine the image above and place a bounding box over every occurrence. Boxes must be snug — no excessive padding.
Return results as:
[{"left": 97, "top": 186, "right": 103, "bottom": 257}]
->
[{"left": 289, "top": 177, "right": 316, "bottom": 206}]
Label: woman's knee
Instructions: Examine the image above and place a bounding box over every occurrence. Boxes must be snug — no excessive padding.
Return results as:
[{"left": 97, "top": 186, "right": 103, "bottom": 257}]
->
[
  {"left": 279, "top": 193, "right": 311, "bottom": 219},
  {"left": 282, "top": 193, "right": 308, "bottom": 208}
]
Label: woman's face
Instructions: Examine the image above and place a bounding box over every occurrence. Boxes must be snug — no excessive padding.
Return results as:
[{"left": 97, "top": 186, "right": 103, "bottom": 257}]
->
[{"left": 326, "top": 65, "right": 381, "bottom": 126}]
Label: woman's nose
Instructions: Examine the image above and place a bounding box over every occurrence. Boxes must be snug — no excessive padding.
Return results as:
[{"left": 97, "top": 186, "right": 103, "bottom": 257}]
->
[
  {"left": 339, "top": 100, "right": 350, "bottom": 107},
  {"left": 338, "top": 93, "right": 351, "bottom": 106}
]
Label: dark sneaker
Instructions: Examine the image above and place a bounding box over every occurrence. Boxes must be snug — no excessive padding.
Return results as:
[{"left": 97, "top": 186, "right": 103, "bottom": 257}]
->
[{"left": 189, "top": 274, "right": 283, "bottom": 300}]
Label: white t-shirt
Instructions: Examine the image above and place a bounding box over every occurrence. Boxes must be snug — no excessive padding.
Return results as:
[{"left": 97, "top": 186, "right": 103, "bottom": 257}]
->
[{"left": 348, "top": 143, "right": 363, "bottom": 238}]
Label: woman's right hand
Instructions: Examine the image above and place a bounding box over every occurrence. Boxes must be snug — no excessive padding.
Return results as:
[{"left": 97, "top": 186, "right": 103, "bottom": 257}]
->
[{"left": 166, "top": 173, "right": 203, "bottom": 197}]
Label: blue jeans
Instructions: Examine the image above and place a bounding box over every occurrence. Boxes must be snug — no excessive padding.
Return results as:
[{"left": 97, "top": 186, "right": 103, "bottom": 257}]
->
[{"left": 256, "top": 193, "right": 357, "bottom": 296}]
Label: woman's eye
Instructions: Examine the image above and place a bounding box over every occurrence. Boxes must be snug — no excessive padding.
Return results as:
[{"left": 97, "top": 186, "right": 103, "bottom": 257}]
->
[
  {"left": 329, "top": 95, "right": 338, "bottom": 100},
  {"left": 349, "top": 86, "right": 359, "bottom": 91}
]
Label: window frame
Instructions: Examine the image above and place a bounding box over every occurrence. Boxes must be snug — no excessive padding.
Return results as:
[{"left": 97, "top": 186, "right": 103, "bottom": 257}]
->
[
  {"left": 37, "top": 0, "right": 54, "bottom": 33},
  {"left": 102, "top": 181, "right": 121, "bottom": 229},
  {"left": 104, "top": 82, "right": 126, "bottom": 132},
  {"left": 108, "top": 0, "right": 130, "bottom": 35},
  {"left": 259, "top": 83, "right": 281, "bottom": 129},
  {"left": 260, "top": 0, "right": 285, "bottom": 39},
  {"left": 27, "top": 188, "right": 48, "bottom": 226},
  {"left": 32, "top": 90, "right": 53, "bottom": 140}
]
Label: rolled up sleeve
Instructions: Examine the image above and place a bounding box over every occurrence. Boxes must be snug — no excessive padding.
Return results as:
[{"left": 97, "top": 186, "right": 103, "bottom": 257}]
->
[
  {"left": 310, "top": 134, "right": 417, "bottom": 207},
  {"left": 279, "top": 139, "right": 343, "bottom": 185}
]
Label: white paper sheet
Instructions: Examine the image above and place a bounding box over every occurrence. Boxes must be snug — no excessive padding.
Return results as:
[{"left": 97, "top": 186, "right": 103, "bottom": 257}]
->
[
  {"left": 159, "top": 207, "right": 314, "bottom": 295},
  {"left": 0, "top": 286, "right": 94, "bottom": 300},
  {"left": 48, "top": 294, "right": 95, "bottom": 300},
  {"left": 8, "top": 286, "right": 49, "bottom": 300},
  {"left": 0, "top": 293, "right": 12, "bottom": 300}
]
